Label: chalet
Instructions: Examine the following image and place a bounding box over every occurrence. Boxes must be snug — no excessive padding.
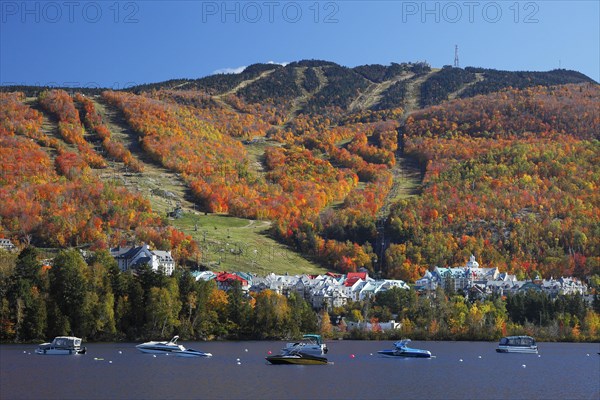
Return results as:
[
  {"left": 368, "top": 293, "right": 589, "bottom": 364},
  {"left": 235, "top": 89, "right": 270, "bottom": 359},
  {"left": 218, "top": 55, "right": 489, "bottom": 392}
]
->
[
  {"left": 547, "top": 277, "right": 587, "bottom": 296},
  {"left": 415, "top": 270, "right": 438, "bottom": 292},
  {"left": 345, "top": 319, "right": 401, "bottom": 332},
  {"left": 193, "top": 270, "right": 217, "bottom": 281},
  {"left": 0, "top": 239, "right": 16, "bottom": 252},
  {"left": 485, "top": 273, "right": 518, "bottom": 296},
  {"left": 518, "top": 281, "right": 543, "bottom": 293},
  {"left": 110, "top": 244, "right": 175, "bottom": 275},
  {"left": 344, "top": 272, "right": 368, "bottom": 287},
  {"left": 216, "top": 272, "right": 249, "bottom": 292}
]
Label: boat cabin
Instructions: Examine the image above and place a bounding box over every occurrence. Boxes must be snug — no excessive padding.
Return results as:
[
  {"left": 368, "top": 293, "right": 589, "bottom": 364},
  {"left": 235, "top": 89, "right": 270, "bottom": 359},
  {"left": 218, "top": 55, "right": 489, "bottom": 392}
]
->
[{"left": 499, "top": 336, "right": 536, "bottom": 347}]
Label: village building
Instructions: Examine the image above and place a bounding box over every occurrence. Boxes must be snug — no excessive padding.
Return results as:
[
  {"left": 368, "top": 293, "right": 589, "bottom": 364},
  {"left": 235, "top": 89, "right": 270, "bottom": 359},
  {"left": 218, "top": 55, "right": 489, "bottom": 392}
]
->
[
  {"left": 215, "top": 272, "right": 249, "bottom": 292},
  {"left": 345, "top": 319, "right": 401, "bottom": 332},
  {"left": 415, "top": 255, "right": 588, "bottom": 299},
  {"left": 0, "top": 238, "right": 16, "bottom": 252},
  {"left": 109, "top": 244, "right": 175, "bottom": 275}
]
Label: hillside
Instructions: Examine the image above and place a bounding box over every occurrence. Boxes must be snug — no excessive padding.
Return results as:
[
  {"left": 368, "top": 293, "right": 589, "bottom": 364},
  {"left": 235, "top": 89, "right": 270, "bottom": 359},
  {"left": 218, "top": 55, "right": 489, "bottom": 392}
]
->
[
  {"left": 1, "top": 60, "right": 598, "bottom": 282},
  {"left": 124, "top": 61, "right": 594, "bottom": 116}
]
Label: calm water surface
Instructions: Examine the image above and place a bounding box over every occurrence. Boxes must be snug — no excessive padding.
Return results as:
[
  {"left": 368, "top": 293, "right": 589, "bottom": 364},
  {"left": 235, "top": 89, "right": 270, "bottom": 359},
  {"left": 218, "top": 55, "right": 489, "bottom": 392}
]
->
[{"left": 1, "top": 340, "right": 599, "bottom": 400}]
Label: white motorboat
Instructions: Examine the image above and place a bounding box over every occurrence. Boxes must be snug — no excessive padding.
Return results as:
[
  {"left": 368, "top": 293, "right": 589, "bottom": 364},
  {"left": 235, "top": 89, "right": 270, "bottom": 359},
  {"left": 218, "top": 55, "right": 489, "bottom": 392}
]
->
[
  {"left": 35, "top": 336, "right": 86, "bottom": 355},
  {"left": 283, "top": 334, "right": 328, "bottom": 356},
  {"left": 136, "top": 335, "right": 185, "bottom": 354},
  {"left": 173, "top": 348, "right": 212, "bottom": 357},
  {"left": 136, "top": 335, "right": 212, "bottom": 357},
  {"left": 496, "top": 336, "right": 538, "bottom": 354}
]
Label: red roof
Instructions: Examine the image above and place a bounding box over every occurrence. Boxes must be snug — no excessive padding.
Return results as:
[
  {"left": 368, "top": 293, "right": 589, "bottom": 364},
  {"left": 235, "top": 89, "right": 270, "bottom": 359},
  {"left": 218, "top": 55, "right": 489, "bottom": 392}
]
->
[
  {"left": 345, "top": 272, "right": 368, "bottom": 287},
  {"left": 216, "top": 272, "right": 248, "bottom": 286}
]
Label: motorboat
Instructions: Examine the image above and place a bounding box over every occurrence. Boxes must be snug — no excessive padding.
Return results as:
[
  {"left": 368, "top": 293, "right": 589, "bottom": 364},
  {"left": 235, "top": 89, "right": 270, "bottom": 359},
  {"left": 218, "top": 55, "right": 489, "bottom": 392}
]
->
[
  {"left": 266, "top": 351, "right": 328, "bottom": 365},
  {"left": 35, "top": 336, "right": 86, "bottom": 355},
  {"left": 136, "top": 335, "right": 184, "bottom": 354},
  {"left": 283, "top": 334, "right": 328, "bottom": 356},
  {"left": 173, "top": 348, "right": 212, "bottom": 357},
  {"left": 378, "top": 339, "right": 432, "bottom": 358},
  {"left": 496, "top": 336, "right": 538, "bottom": 354},
  {"left": 136, "top": 336, "right": 212, "bottom": 357}
]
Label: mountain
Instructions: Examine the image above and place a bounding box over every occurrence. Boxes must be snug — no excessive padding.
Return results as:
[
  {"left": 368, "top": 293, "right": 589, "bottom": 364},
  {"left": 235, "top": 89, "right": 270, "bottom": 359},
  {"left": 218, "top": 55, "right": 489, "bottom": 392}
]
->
[
  {"left": 126, "top": 61, "right": 595, "bottom": 115},
  {"left": 0, "top": 60, "right": 598, "bottom": 282},
  {"left": 3, "top": 60, "right": 594, "bottom": 116}
]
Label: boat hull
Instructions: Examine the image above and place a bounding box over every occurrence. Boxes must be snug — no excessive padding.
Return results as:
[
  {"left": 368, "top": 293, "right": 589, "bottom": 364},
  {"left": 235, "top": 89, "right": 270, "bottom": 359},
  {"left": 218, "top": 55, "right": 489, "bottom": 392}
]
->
[
  {"left": 136, "top": 347, "right": 179, "bottom": 354},
  {"left": 496, "top": 346, "right": 538, "bottom": 354},
  {"left": 377, "top": 349, "right": 431, "bottom": 358},
  {"left": 266, "top": 354, "right": 328, "bottom": 365},
  {"left": 35, "top": 348, "right": 85, "bottom": 355},
  {"left": 173, "top": 350, "right": 213, "bottom": 357}
]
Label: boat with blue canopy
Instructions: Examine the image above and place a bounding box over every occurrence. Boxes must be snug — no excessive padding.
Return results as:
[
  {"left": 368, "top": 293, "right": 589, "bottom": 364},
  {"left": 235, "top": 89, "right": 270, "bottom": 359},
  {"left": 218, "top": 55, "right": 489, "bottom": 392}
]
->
[{"left": 378, "top": 339, "right": 432, "bottom": 358}]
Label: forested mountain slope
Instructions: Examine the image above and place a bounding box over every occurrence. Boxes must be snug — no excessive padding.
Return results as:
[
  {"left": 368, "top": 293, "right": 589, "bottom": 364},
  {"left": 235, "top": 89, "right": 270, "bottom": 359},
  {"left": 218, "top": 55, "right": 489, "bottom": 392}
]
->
[{"left": 1, "top": 60, "right": 598, "bottom": 282}]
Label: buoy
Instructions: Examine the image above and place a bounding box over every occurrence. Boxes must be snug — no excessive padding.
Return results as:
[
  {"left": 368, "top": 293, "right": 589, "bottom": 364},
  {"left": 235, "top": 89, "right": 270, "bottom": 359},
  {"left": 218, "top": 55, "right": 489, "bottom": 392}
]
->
[
  {"left": 370, "top": 353, "right": 373, "bottom": 356},
  {"left": 459, "top": 359, "right": 463, "bottom": 362},
  {"left": 522, "top": 364, "right": 526, "bottom": 368},
  {"left": 118, "top": 351, "right": 122, "bottom": 354},
  {"left": 109, "top": 361, "right": 113, "bottom": 364},
  {"left": 268, "top": 350, "right": 272, "bottom": 355},
  {"left": 350, "top": 354, "right": 355, "bottom": 358},
  {"left": 478, "top": 356, "right": 482, "bottom": 359},
  {"left": 245, "top": 349, "right": 248, "bottom": 352},
  {"left": 538, "top": 355, "right": 541, "bottom": 358},
  {"left": 586, "top": 353, "right": 590, "bottom": 356},
  {"left": 236, "top": 358, "right": 240, "bottom": 361},
  {"left": 237, "top": 361, "right": 241, "bottom": 365},
  {"left": 153, "top": 355, "right": 157, "bottom": 358},
  {"left": 23, "top": 351, "right": 26, "bottom": 354}
]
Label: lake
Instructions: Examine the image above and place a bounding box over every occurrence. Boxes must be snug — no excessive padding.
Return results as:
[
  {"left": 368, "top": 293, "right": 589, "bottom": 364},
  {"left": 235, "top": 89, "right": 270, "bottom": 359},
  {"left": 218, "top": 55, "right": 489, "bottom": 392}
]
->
[{"left": 1, "top": 340, "right": 599, "bottom": 400}]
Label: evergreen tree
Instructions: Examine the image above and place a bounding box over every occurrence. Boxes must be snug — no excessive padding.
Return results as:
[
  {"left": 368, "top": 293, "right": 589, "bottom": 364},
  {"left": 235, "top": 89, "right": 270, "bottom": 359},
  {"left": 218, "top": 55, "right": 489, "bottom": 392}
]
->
[
  {"left": 48, "top": 250, "right": 88, "bottom": 336},
  {"left": 227, "top": 281, "right": 253, "bottom": 338}
]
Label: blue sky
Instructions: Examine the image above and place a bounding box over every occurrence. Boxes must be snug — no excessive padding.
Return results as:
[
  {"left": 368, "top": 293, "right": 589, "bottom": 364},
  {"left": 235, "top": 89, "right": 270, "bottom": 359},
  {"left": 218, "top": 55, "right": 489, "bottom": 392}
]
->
[{"left": 1, "top": 1, "right": 598, "bottom": 88}]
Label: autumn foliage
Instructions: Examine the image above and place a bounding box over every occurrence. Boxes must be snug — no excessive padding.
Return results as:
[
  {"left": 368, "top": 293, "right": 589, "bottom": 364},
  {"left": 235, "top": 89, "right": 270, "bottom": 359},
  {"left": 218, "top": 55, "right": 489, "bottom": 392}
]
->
[
  {"left": 2, "top": 80, "right": 598, "bottom": 279},
  {"left": 385, "top": 84, "right": 600, "bottom": 280},
  {"left": 74, "top": 93, "right": 144, "bottom": 172},
  {"left": 38, "top": 90, "right": 107, "bottom": 169},
  {"left": 0, "top": 92, "right": 197, "bottom": 261}
]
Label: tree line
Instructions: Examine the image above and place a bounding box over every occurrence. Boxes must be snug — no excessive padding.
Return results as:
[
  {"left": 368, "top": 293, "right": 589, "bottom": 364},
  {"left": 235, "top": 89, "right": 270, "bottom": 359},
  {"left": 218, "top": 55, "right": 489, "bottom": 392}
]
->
[{"left": 1, "top": 247, "right": 598, "bottom": 343}]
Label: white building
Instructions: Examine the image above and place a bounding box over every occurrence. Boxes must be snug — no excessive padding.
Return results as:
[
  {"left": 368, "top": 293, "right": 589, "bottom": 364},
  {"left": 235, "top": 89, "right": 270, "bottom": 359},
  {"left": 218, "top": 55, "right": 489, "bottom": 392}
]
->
[
  {"left": 0, "top": 239, "right": 16, "bottom": 252},
  {"left": 110, "top": 244, "right": 175, "bottom": 275}
]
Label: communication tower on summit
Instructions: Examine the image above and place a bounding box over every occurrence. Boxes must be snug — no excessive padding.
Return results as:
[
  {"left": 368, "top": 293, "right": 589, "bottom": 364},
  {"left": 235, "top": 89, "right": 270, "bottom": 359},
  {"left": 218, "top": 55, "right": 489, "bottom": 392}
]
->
[{"left": 454, "top": 45, "right": 459, "bottom": 68}]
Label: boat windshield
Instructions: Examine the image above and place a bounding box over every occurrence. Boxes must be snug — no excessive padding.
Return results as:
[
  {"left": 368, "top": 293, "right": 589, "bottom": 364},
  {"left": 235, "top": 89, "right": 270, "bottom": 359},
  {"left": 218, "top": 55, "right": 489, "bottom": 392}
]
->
[
  {"left": 302, "top": 335, "right": 322, "bottom": 345},
  {"left": 48, "top": 337, "right": 83, "bottom": 347},
  {"left": 501, "top": 336, "right": 535, "bottom": 346},
  {"left": 394, "top": 339, "right": 411, "bottom": 348}
]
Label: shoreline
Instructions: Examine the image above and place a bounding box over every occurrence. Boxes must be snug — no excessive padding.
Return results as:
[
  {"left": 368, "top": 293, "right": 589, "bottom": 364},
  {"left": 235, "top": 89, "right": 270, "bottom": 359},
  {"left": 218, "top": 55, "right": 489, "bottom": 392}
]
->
[{"left": 4, "top": 337, "right": 599, "bottom": 345}]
